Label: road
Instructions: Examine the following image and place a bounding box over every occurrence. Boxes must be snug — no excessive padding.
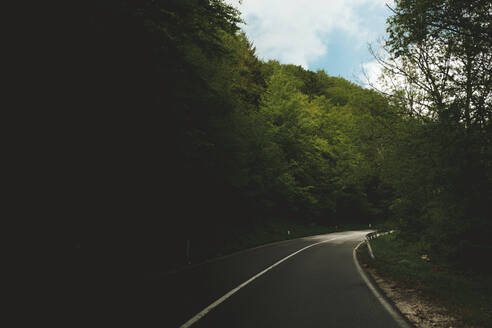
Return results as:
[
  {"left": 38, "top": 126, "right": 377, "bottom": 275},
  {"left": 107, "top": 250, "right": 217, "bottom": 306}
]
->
[{"left": 138, "top": 230, "right": 407, "bottom": 327}]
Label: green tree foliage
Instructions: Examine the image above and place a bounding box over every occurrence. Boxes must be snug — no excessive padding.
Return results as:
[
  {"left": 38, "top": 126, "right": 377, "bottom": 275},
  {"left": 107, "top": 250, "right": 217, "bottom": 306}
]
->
[
  {"left": 70, "top": 0, "right": 399, "bottom": 273},
  {"left": 374, "top": 0, "right": 492, "bottom": 271},
  {"left": 257, "top": 64, "right": 395, "bottom": 225},
  {"left": 71, "top": 0, "right": 250, "bottom": 268}
]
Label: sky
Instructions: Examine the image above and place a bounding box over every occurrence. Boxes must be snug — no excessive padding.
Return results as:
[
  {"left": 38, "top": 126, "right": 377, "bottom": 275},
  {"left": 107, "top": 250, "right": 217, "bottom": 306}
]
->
[{"left": 225, "top": 0, "right": 394, "bottom": 86}]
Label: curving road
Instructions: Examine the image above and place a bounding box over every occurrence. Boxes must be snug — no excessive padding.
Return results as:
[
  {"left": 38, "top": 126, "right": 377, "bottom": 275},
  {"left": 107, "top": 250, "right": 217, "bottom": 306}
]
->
[{"left": 139, "top": 230, "right": 408, "bottom": 328}]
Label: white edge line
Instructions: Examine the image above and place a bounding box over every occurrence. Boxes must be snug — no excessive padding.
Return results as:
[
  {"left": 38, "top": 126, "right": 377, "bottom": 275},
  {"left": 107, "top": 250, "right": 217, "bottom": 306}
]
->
[
  {"left": 179, "top": 236, "right": 344, "bottom": 328},
  {"left": 353, "top": 240, "right": 413, "bottom": 328},
  {"left": 366, "top": 239, "right": 375, "bottom": 259}
]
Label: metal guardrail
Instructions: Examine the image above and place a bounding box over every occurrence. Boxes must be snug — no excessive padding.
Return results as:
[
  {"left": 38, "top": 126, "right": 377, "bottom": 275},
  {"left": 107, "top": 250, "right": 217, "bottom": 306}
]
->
[
  {"left": 366, "top": 230, "right": 393, "bottom": 240},
  {"left": 365, "top": 230, "right": 394, "bottom": 259}
]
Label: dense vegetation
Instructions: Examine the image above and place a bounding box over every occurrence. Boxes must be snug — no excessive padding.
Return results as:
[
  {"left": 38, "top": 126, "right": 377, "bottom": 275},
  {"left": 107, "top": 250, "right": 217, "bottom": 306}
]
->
[
  {"left": 359, "top": 234, "right": 492, "bottom": 327},
  {"left": 71, "top": 0, "right": 490, "bottom": 274},
  {"left": 372, "top": 0, "right": 492, "bottom": 272}
]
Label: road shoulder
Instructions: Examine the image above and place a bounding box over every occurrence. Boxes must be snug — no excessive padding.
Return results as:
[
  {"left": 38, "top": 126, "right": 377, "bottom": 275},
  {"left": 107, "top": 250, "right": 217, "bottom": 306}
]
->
[{"left": 356, "top": 238, "right": 488, "bottom": 328}]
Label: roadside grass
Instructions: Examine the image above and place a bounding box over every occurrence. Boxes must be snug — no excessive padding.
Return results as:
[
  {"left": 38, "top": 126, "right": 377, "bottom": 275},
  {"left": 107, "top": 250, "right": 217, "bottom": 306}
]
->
[{"left": 359, "top": 233, "right": 492, "bottom": 327}]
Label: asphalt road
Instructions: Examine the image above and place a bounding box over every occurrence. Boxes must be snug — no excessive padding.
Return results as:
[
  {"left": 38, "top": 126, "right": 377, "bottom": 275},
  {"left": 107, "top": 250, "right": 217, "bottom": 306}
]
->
[{"left": 139, "top": 230, "right": 405, "bottom": 328}]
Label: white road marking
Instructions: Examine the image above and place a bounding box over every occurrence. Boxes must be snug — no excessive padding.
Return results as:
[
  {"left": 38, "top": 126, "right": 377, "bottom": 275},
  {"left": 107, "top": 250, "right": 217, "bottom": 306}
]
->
[
  {"left": 179, "top": 235, "right": 345, "bottom": 328},
  {"left": 366, "top": 239, "right": 375, "bottom": 259},
  {"left": 353, "top": 240, "right": 412, "bottom": 328}
]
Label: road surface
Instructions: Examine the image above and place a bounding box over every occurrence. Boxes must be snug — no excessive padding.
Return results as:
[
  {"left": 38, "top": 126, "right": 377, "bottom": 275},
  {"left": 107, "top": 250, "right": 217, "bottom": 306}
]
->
[{"left": 139, "top": 230, "right": 407, "bottom": 327}]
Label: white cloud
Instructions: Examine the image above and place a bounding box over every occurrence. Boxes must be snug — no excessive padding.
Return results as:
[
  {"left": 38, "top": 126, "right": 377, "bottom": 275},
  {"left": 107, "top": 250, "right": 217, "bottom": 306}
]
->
[
  {"left": 360, "top": 60, "right": 384, "bottom": 89},
  {"left": 226, "top": 0, "right": 393, "bottom": 69}
]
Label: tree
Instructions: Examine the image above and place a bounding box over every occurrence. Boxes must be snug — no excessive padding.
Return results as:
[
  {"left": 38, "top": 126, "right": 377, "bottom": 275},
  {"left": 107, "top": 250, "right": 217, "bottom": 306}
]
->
[{"left": 370, "top": 0, "right": 492, "bottom": 270}]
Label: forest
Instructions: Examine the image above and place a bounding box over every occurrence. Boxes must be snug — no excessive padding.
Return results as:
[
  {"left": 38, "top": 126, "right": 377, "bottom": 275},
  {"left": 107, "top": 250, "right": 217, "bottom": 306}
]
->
[{"left": 69, "top": 0, "right": 491, "bottom": 275}]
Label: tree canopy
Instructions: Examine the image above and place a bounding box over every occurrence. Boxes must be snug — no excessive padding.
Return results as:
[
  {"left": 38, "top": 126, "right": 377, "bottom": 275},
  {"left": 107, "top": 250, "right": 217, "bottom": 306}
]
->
[
  {"left": 371, "top": 0, "right": 492, "bottom": 271},
  {"left": 65, "top": 0, "right": 491, "bottom": 274}
]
